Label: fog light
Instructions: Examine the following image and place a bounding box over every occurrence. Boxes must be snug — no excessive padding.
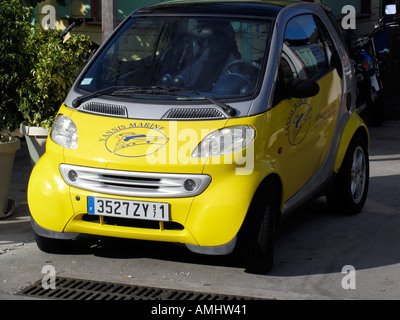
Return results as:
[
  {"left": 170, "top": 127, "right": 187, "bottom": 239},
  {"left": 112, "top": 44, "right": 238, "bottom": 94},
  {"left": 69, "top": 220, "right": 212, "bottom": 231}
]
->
[
  {"left": 68, "top": 170, "right": 78, "bottom": 182},
  {"left": 184, "top": 179, "right": 197, "bottom": 192}
]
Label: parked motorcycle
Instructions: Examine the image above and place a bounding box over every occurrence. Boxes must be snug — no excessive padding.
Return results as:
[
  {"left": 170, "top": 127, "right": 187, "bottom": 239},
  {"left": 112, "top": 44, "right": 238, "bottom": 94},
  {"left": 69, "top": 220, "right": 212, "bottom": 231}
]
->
[{"left": 353, "top": 4, "right": 399, "bottom": 126}]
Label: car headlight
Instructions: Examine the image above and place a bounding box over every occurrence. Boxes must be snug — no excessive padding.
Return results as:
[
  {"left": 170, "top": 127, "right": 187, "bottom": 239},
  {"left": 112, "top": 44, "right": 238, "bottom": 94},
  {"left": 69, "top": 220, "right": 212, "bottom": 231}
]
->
[
  {"left": 192, "top": 125, "right": 255, "bottom": 158},
  {"left": 50, "top": 114, "right": 78, "bottom": 149}
]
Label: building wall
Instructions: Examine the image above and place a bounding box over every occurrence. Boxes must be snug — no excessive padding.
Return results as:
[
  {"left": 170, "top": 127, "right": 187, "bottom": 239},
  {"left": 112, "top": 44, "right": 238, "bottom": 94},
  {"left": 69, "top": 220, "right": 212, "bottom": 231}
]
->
[
  {"left": 358, "top": 0, "right": 382, "bottom": 35},
  {"left": 37, "top": 0, "right": 102, "bottom": 44},
  {"left": 35, "top": 0, "right": 385, "bottom": 46}
]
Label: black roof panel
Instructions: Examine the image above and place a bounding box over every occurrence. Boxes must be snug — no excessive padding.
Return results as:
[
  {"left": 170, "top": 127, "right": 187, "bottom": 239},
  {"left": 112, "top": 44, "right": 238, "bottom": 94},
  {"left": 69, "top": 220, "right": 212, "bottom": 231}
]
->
[{"left": 135, "top": 1, "right": 299, "bottom": 17}]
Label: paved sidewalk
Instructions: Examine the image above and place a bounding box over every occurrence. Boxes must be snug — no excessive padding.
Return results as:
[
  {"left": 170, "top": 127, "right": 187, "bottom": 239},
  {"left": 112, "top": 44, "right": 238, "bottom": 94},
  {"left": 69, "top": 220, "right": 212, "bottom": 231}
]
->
[{"left": 0, "top": 137, "right": 32, "bottom": 256}]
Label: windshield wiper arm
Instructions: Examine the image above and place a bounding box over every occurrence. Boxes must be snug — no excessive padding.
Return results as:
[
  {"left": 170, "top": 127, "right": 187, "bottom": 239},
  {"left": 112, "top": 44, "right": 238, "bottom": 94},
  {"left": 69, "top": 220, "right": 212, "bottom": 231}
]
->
[
  {"left": 115, "top": 86, "right": 237, "bottom": 117},
  {"left": 194, "top": 92, "right": 237, "bottom": 117},
  {"left": 111, "top": 86, "right": 176, "bottom": 96},
  {"left": 74, "top": 86, "right": 179, "bottom": 108},
  {"left": 72, "top": 86, "right": 134, "bottom": 108},
  {"left": 74, "top": 86, "right": 237, "bottom": 117},
  {"left": 181, "top": 89, "right": 237, "bottom": 116}
]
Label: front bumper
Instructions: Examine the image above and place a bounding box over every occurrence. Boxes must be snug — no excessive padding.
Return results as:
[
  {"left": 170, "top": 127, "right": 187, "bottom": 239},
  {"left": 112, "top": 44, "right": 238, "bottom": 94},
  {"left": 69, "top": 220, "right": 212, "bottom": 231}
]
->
[
  {"left": 30, "top": 216, "right": 237, "bottom": 255},
  {"left": 28, "top": 105, "right": 267, "bottom": 255},
  {"left": 28, "top": 153, "right": 262, "bottom": 255}
]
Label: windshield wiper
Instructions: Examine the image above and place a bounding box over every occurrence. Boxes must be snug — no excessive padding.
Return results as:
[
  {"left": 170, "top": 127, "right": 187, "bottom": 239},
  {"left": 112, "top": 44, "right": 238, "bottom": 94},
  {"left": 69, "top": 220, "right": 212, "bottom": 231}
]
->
[
  {"left": 72, "top": 86, "right": 132, "bottom": 108},
  {"left": 73, "top": 86, "right": 237, "bottom": 117},
  {"left": 112, "top": 86, "right": 237, "bottom": 117},
  {"left": 173, "top": 87, "right": 237, "bottom": 117}
]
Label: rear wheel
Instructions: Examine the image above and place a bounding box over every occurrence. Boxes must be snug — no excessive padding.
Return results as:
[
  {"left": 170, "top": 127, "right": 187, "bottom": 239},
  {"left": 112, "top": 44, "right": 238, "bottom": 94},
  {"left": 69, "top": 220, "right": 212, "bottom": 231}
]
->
[
  {"left": 327, "top": 135, "right": 369, "bottom": 215},
  {"left": 239, "top": 178, "right": 280, "bottom": 274}
]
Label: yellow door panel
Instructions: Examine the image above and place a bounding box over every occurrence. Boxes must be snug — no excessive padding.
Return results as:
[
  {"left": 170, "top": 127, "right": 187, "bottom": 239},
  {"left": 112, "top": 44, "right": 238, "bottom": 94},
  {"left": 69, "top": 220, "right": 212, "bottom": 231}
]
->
[{"left": 273, "top": 70, "right": 341, "bottom": 198}]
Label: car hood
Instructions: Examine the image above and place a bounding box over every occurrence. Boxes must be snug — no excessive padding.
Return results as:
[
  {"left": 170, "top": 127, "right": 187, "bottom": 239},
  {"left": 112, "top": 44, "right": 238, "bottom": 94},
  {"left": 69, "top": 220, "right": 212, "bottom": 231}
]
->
[{"left": 62, "top": 105, "right": 228, "bottom": 174}]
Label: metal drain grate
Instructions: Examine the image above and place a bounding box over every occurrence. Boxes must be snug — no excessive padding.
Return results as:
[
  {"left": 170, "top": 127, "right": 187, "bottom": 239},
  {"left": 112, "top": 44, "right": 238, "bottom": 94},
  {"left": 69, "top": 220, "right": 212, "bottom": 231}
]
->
[{"left": 18, "top": 277, "right": 258, "bottom": 301}]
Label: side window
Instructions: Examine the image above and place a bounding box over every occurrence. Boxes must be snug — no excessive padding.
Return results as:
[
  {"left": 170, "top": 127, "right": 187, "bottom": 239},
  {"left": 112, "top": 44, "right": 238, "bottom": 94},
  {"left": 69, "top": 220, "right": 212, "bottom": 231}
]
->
[
  {"left": 315, "top": 16, "right": 336, "bottom": 66},
  {"left": 284, "top": 14, "right": 329, "bottom": 79},
  {"left": 273, "top": 14, "right": 337, "bottom": 106},
  {"left": 325, "top": 9, "right": 350, "bottom": 55},
  {"left": 315, "top": 16, "right": 343, "bottom": 78},
  {"left": 273, "top": 54, "right": 298, "bottom": 105},
  {"left": 273, "top": 52, "right": 298, "bottom": 105}
]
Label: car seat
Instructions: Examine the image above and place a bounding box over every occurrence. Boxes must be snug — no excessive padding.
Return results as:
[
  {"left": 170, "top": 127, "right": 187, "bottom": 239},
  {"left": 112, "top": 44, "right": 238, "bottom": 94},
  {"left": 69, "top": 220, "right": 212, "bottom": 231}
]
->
[{"left": 160, "top": 19, "right": 240, "bottom": 91}]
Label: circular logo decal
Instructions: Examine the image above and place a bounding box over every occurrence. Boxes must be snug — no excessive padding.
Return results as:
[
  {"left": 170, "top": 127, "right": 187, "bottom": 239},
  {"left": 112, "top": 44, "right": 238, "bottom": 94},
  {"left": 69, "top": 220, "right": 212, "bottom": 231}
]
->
[
  {"left": 286, "top": 100, "right": 312, "bottom": 146},
  {"left": 102, "top": 125, "right": 168, "bottom": 158}
]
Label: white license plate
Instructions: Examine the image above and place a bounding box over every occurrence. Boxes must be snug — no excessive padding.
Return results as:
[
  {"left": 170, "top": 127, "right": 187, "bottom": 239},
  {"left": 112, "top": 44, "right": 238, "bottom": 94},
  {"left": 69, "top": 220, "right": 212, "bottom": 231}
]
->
[{"left": 87, "top": 197, "right": 169, "bottom": 221}]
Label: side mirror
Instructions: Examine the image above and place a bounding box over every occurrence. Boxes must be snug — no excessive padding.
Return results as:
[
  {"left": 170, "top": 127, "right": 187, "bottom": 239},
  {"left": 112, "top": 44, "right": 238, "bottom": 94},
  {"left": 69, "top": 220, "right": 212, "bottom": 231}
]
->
[
  {"left": 385, "top": 4, "right": 396, "bottom": 15},
  {"left": 289, "top": 78, "right": 320, "bottom": 98},
  {"left": 385, "top": 4, "right": 400, "bottom": 22}
]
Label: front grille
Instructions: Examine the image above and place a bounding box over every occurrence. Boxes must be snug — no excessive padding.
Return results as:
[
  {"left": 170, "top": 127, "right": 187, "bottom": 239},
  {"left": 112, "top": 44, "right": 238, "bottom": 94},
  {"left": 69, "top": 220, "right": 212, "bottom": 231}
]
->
[
  {"left": 163, "top": 108, "right": 226, "bottom": 119},
  {"left": 101, "top": 174, "right": 160, "bottom": 190},
  {"left": 18, "top": 277, "right": 262, "bottom": 300},
  {"left": 78, "top": 102, "right": 128, "bottom": 117},
  {"left": 83, "top": 214, "right": 184, "bottom": 230},
  {"left": 59, "top": 164, "right": 211, "bottom": 198}
]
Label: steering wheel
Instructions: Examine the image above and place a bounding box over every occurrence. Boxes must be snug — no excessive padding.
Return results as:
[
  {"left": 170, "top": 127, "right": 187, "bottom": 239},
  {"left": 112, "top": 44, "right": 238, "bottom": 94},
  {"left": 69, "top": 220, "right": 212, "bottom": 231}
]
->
[{"left": 221, "top": 59, "right": 262, "bottom": 76}]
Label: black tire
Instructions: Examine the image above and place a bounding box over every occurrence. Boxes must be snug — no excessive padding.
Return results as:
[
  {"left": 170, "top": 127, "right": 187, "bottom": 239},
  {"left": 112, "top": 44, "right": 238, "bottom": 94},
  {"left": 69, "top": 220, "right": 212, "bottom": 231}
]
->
[
  {"left": 326, "top": 135, "right": 369, "bottom": 215},
  {"left": 239, "top": 178, "right": 280, "bottom": 274},
  {"left": 35, "top": 233, "right": 71, "bottom": 254}
]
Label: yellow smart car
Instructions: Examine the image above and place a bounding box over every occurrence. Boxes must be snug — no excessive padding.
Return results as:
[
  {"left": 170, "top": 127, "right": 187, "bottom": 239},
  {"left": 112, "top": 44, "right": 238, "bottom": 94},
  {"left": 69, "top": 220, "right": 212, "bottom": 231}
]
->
[{"left": 29, "top": 1, "right": 369, "bottom": 273}]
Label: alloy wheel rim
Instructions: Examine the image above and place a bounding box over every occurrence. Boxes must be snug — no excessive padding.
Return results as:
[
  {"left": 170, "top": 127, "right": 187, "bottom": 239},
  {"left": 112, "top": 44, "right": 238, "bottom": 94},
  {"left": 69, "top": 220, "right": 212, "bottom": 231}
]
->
[{"left": 351, "top": 146, "right": 366, "bottom": 204}]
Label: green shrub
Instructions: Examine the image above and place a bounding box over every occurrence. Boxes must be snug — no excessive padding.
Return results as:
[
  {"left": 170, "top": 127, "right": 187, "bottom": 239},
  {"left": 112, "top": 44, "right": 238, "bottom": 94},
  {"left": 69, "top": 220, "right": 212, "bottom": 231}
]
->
[
  {"left": 18, "top": 24, "right": 92, "bottom": 128},
  {"left": 0, "top": 0, "right": 92, "bottom": 143},
  {"left": 0, "top": 0, "right": 32, "bottom": 142}
]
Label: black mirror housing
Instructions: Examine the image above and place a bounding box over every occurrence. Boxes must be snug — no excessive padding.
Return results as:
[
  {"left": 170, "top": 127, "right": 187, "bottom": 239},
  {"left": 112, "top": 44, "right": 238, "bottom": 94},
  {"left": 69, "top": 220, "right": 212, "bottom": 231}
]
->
[{"left": 289, "top": 78, "right": 320, "bottom": 98}]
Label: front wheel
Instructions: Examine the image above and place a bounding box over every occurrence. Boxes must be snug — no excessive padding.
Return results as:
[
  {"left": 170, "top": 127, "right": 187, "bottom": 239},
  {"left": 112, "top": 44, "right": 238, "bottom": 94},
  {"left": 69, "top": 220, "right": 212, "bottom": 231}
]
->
[
  {"left": 35, "top": 233, "right": 72, "bottom": 254},
  {"left": 239, "top": 178, "right": 280, "bottom": 274},
  {"left": 327, "top": 135, "right": 369, "bottom": 215}
]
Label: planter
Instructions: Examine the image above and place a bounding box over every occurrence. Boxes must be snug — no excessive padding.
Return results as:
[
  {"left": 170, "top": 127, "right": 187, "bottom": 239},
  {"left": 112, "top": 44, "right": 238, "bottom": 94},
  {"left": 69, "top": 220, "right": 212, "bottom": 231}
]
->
[
  {"left": 20, "top": 124, "right": 49, "bottom": 166},
  {"left": 0, "top": 138, "right": 20, "bottom": 218}
]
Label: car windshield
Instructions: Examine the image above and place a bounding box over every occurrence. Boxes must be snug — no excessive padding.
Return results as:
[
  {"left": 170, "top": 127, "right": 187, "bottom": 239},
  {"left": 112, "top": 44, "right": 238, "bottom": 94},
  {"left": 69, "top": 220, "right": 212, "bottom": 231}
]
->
[{"left": 78, "top": 15, "right": 272, "bottom": 100}]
